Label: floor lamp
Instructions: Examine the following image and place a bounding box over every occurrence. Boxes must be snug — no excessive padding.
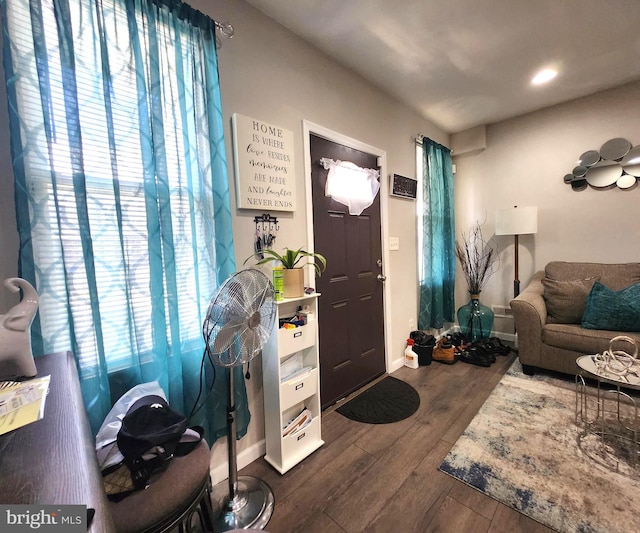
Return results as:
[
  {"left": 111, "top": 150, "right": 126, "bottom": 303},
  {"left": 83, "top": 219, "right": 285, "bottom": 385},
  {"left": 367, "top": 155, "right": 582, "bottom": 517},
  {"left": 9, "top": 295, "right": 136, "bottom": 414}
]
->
[{"left": 495, "top": 206, "right": 538, "bottom": 299}]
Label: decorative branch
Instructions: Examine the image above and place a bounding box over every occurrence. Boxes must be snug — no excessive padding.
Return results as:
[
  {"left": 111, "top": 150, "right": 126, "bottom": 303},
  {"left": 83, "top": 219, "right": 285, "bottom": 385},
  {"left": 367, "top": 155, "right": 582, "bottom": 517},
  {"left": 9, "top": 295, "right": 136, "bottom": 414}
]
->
[{"left": 455, "top": 222, "right": 499, "bottom": 295}]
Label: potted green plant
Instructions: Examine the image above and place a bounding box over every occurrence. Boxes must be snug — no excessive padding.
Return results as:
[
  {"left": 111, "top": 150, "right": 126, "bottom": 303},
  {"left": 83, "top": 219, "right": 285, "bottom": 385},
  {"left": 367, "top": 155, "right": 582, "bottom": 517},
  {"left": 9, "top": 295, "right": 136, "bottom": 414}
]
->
[{"left": 245, "top": 247, "right": 327, "bottom": 298}]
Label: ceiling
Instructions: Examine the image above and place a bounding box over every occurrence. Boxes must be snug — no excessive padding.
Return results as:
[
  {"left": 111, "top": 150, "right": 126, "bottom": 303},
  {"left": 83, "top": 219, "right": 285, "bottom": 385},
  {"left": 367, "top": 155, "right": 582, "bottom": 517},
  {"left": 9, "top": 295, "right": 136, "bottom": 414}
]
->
[{"left": 244, "top": 0, "right": 640, "bottom": 133}]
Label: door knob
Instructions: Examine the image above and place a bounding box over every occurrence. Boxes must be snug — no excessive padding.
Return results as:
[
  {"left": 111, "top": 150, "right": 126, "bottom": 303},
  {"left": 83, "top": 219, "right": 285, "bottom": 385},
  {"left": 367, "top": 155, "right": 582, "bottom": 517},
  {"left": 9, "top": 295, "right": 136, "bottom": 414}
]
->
[{"left": 377, "top": 274, "right": 386, "bottom": 282}]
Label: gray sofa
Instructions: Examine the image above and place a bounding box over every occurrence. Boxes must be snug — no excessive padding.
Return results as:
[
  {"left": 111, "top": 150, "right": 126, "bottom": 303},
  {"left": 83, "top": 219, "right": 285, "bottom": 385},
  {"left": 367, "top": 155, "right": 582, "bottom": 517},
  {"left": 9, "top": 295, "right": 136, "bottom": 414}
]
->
[{"left": 510, "top": 261, "right": 640, "bottom": 376}]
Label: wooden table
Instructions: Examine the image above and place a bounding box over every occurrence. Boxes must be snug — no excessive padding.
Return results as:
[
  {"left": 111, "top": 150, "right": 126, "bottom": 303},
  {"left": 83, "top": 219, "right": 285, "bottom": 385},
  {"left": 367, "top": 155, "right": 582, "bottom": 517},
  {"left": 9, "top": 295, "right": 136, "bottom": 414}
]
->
[{"left": 0, "top": 352, "right": 115, "bottom": 532}]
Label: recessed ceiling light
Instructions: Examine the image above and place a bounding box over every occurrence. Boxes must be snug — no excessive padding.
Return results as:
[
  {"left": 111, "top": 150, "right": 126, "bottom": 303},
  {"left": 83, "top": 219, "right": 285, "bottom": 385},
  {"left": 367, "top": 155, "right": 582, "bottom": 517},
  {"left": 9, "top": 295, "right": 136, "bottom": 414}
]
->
[{"left": 531, "top": 68, "right": 558, "bottom": 85}]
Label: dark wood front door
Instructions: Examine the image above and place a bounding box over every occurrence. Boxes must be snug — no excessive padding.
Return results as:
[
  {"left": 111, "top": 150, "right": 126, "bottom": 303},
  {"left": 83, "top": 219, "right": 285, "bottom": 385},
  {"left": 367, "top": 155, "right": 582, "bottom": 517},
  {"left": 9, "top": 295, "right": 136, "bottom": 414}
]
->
[{"left": 310, "top": 134, "right": 386, "bottom": 409}]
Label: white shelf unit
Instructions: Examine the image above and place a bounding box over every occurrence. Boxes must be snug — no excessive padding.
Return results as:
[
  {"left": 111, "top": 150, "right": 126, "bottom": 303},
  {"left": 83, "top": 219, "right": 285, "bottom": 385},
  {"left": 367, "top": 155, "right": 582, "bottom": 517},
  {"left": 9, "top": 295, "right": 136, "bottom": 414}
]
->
[{"left": 262, "top": 293, "right": 324, "bottom": 474}]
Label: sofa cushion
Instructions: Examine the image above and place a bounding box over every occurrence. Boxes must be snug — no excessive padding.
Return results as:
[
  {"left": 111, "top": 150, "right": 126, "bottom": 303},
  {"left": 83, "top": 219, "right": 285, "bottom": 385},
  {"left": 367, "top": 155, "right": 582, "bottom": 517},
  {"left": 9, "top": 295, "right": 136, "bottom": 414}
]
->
[
  {"left": 541, "top": 277, "right": 599, "bottom": 324},
  {"left": 545, "top": 262, "right": 640, "bottom": 291},
  {"left": 581, "top": 281, "right": 640, "bottom": 332},
  {"left": 543, "top": 323, "right": 640, "bottom": 355}
]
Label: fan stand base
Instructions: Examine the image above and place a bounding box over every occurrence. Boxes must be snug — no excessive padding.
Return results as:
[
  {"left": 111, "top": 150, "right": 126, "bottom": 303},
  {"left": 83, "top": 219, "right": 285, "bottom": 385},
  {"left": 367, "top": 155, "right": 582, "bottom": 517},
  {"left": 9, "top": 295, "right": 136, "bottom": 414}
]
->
[{"left": 211, "top": 475, "right": 274, "bottom": 532}]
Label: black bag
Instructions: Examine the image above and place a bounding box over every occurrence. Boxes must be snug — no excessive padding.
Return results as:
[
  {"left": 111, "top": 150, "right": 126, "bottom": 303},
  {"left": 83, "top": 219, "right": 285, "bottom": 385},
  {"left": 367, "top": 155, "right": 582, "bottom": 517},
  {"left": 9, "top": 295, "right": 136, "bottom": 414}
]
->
[{"left": 103, "top": 395, "right": 203, "bottom": 501}]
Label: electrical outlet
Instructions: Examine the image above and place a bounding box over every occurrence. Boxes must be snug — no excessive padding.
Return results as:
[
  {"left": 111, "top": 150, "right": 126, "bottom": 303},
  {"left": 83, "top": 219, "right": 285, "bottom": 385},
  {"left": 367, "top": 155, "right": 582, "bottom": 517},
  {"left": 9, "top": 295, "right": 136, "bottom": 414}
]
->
[{"left": 389, "top": 237, "right": 400, "bottom": 251}]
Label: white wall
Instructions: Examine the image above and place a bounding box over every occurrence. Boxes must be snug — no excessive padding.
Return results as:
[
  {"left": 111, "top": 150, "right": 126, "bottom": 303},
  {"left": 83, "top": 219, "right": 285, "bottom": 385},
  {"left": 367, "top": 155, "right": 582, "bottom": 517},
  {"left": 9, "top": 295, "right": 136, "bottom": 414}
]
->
[{"left": 454, "top": 81, "right": 640, "bottom": 335}]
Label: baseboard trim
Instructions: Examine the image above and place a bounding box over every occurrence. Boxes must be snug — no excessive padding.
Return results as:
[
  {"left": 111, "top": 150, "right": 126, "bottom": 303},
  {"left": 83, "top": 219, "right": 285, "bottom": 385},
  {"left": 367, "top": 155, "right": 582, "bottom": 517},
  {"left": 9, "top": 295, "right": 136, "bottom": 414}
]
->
[
  {"left": 492, "top": 331, "right": 517, "bottom": 344},
  {"left": 389, "top": 357, "right": 405, "bottom": 373},
  {"left": 451, "top": 326, "right": 517, "bottom": 345},
  {"left": 210, "top": 438, "right": 266, "bottom": 484}
]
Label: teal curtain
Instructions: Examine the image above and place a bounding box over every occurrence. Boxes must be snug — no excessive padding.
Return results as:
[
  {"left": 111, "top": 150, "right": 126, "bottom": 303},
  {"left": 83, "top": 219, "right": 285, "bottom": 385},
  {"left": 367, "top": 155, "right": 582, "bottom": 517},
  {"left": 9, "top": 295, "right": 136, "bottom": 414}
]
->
[
  {"left": 418, "top": 138, "right": 456, "bottom": 329},
  {"left": 1, "top": 0, "right": 249, "bottom": 443}
]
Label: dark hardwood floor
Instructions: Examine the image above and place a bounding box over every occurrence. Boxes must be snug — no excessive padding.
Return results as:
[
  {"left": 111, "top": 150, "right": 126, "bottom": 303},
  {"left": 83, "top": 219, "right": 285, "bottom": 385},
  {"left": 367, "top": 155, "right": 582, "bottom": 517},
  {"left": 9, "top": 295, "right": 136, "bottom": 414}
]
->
[{"left": 241, "top": 352, "right": 554, "bottom": 533}]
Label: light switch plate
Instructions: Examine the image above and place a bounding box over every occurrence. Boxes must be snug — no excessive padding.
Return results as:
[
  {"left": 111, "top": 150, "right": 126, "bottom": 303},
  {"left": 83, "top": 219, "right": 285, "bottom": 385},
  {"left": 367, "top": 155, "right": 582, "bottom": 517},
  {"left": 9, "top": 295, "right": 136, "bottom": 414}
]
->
[{"left": 389, "top": 237, "right": 400, "bottom": 251}]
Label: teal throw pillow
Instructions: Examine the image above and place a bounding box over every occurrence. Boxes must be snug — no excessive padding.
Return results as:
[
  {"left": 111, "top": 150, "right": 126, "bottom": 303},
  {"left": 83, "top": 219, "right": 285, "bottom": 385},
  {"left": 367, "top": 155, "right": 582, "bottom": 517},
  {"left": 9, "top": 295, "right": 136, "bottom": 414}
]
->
[{"left": 582, "top": 281, "right": 640, "bottom": 332}]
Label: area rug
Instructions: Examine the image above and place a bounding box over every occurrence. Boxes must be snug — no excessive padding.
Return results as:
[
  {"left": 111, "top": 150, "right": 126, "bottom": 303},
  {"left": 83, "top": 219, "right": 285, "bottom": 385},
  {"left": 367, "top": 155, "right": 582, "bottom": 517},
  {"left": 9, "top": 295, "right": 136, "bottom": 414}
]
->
[
  {"left": 336, "top": 376, "right": 419, "bottom": 424},
  {"left": 439, "top": 360, "right": 640, "bottom": 533}
]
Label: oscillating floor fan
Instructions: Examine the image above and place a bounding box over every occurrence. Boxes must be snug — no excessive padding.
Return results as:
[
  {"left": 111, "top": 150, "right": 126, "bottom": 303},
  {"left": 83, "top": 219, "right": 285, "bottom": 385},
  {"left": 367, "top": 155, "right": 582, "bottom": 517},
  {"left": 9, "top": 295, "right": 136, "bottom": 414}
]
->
[{"left": 203, "top": 268, "right": 276, "bottom": 531}]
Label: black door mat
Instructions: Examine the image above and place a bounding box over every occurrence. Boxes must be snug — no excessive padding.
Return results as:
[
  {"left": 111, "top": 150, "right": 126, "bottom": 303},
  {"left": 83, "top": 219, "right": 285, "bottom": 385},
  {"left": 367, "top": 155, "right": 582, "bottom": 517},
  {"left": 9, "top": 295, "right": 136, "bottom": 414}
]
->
[{"left": 336, "top": 376, "right": 420, "bottom": 424}]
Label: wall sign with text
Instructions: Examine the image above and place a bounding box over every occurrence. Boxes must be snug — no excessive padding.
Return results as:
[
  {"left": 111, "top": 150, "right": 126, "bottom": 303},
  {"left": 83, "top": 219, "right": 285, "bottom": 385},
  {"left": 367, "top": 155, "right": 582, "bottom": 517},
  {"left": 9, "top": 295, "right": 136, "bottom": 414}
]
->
[{"left": 232, "top": 113, "right": 296, "bottom": 212}]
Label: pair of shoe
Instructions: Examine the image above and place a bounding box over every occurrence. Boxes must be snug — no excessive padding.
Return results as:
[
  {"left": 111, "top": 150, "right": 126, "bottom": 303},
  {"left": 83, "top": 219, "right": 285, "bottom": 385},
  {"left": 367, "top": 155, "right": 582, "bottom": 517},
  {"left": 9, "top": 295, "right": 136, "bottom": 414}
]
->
[
  {"left": 475, "top": 337, "right": 512, "bottom": 357},
  {"left": 432, "top": 337, "right": 459, "bottom": 365},
  {"left": 446, "top": 332, "right": 494, "bottom": 366},
  {"left": 447, "top": 332, "right": 468, "bottom": 348},
  {"left": 458, "top": 346, "right": 492, "bottom": 367},
  {"left": 473, "top": 343, "right": 496, "bottom": 364}
]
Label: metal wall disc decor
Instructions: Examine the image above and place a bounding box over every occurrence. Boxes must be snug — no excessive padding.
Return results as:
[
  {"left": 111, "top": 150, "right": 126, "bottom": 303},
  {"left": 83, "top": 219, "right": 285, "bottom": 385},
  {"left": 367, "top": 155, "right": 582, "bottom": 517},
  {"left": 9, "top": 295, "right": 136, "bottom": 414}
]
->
[
  {"left": 586, "top": 161, "right": 622, "bottom": 188},
  {"left": 579, "top": 150, "right": 600, "bottom": 167},
  {"left": 617, "top": 174, "right": 637, "bottom": 190},
  {"left": 571, "top": 179, "right": 588, "bottom": 191},
  {"left": 572, "top": 165, "right": 587, "bottom": 178},
  {"left": 621, "top": 146, "right": 640, "bottom": 177},
  {"left": 599, "top": 138, "right": 631, "bottom": 161},
  {"left": 564, "top": 137, "right": 639, "bottom": 191}
]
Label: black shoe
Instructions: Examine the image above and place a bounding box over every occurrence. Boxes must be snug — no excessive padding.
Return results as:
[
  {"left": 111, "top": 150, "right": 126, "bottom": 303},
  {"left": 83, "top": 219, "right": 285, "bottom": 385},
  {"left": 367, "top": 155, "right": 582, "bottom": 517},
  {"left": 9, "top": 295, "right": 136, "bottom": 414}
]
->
[
  {"left": 490, "top": 337, "right": 512, "bottom": 355},
  {"left": 477, "top": 337, "right": 511, "bottom": 356},
  {"left": 448, "top": 332, "right": 468, "bottom": 348},
  {"left": 459, "top": 347, "right": 492, "bottom": 367},
  {"left": 473, "top": 342, "right": 496, "bottom": 363}
]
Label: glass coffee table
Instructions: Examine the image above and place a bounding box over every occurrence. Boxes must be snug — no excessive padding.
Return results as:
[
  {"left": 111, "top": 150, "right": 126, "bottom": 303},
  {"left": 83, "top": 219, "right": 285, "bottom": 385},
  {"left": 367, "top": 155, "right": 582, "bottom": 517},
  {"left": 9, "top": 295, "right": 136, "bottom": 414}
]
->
[{"left": 576, "top": 354, "right": 640, "bottom": 478}]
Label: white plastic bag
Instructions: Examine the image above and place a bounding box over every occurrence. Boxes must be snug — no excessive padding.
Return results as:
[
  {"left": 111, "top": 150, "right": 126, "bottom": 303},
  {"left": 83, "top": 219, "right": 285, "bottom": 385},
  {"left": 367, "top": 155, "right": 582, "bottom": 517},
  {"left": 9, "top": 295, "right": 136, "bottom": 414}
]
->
[
  {"left": 320, "top": 158, "right": 380, "bottom": 215},
  {"left": 95, "top": 381, "right": 166, "bottom": 471}
]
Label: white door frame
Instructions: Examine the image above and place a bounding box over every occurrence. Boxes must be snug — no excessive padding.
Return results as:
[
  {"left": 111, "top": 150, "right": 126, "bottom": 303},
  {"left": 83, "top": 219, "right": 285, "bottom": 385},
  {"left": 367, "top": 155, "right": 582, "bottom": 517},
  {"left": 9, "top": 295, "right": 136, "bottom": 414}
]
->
[{"left": 302, "top": 120, "right": 392, "bottom": 374}]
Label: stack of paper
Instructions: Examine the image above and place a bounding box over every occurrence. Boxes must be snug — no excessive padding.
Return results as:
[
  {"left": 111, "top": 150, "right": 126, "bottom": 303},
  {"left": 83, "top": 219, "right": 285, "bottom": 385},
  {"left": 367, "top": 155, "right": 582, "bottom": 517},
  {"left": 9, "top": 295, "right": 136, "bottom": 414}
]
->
[
  {"left": 0, "top": 375, "right": 50, "bottom": 435},
  {"left": 282, "top": 407, "right": 312, "bottom": 437},
  {"left": 281, "top": 366, "right": 313, "bottom": 383},
  {"left": 280, "top": 353, "right": 303, "bottom": 382}
]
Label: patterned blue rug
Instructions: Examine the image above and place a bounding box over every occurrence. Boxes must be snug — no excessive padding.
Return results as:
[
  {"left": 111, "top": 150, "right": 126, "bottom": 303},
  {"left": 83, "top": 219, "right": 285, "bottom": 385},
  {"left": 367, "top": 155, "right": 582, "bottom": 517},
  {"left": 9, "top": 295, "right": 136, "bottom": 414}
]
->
[{"left": 439, "top": 360, "right": 640, "bottom": 533}]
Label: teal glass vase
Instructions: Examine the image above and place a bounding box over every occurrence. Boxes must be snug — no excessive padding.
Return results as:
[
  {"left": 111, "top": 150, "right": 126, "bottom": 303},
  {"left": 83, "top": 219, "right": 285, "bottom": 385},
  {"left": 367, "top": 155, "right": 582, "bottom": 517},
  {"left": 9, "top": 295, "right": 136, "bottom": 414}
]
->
[{"left": 457, "top": 293, "right": 494, "bottom": 342}]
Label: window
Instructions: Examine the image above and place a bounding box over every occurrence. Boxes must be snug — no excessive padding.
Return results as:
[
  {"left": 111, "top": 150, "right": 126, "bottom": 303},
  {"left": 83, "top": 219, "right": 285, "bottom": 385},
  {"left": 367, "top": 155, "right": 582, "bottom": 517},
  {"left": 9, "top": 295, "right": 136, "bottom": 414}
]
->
[{"left": 4, "top": 0, "right": 225, "bottom": 374}]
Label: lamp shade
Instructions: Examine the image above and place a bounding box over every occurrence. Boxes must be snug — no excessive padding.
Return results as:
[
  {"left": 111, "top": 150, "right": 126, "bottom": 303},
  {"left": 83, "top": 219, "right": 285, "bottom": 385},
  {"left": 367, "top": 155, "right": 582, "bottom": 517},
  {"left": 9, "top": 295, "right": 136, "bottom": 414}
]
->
[{"left": 495, "top": 206, "right": 538, "bottom": 236}]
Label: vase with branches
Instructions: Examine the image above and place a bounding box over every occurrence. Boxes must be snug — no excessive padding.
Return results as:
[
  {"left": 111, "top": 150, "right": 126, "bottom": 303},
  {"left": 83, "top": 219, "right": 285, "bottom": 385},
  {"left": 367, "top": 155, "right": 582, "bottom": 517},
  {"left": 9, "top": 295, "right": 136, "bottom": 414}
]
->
[{"left": 455, "top": 222, "right": 499, "bottom": 341}]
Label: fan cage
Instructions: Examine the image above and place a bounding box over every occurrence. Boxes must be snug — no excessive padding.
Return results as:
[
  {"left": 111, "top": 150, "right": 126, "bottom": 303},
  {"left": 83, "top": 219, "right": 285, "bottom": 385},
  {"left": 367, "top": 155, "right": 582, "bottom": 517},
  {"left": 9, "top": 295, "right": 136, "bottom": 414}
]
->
[{"left": 203, "top": 269, "right": 276, "bottom": 367}]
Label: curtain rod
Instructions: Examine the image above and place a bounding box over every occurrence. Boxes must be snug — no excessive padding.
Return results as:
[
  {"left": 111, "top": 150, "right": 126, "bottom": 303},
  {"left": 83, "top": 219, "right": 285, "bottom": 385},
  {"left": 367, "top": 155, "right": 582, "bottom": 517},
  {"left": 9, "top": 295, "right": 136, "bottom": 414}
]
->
[
  {"left": 414, "top": 134, "right": 452, "bottom": 153},
  {"left": 154, "top": 0, "right": 234, "bottom": 38},
  {"left": 215, "top": 20, "right": 235, "bottom": 38}
]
